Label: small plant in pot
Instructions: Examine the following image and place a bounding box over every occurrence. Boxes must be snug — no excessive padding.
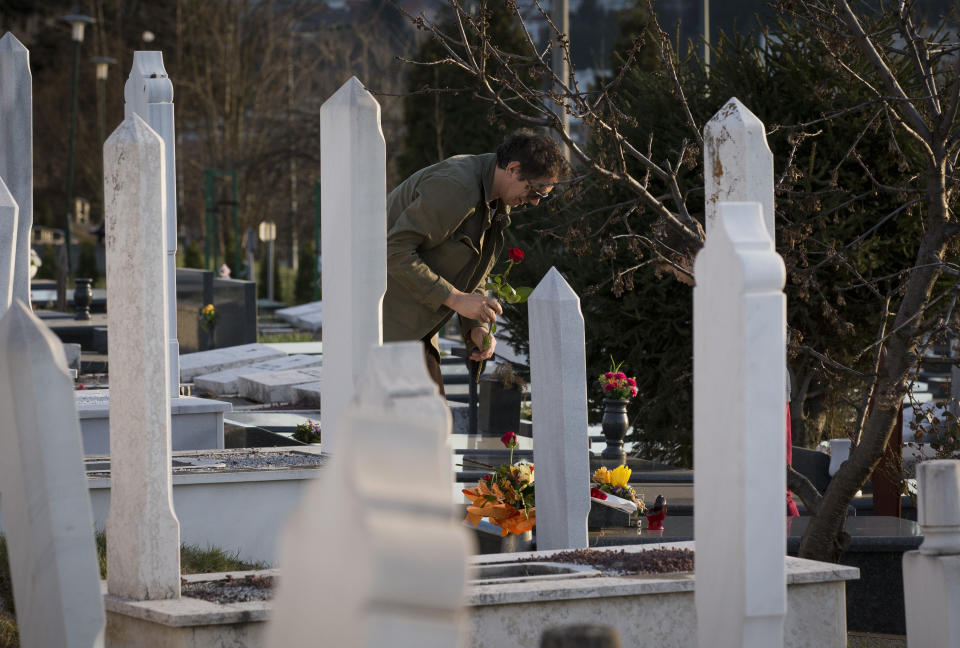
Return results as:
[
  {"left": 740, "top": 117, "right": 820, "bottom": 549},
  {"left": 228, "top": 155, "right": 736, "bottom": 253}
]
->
[{"left": 292, "top": 420, "right": 321, "bottom": 444}]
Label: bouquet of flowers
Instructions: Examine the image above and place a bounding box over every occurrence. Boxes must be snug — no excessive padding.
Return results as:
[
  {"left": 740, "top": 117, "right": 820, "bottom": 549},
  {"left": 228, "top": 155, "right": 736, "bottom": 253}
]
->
[
  {"left": 462, "top": 431, "right": 536, "bottom": 536},
  {"left": 597, "top": 357, "right": 638, "bottom": 400},
  {"left": 591, "top": 465, "right": 645, "bottom": 514},
  {"left": 199, "top": 303, "right": 217, "bottom": 332}
]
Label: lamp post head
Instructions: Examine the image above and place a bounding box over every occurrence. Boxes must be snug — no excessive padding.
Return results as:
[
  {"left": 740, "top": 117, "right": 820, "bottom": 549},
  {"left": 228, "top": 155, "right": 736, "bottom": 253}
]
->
[
  {"left": 91, "top": 56, "right": 117, "bottom": 80},
  {"left": 62, "top": 14, "right": 95, "bottom": 43},
  {"left": 141, "top": 30, "right": 155, "bottom": 43}
]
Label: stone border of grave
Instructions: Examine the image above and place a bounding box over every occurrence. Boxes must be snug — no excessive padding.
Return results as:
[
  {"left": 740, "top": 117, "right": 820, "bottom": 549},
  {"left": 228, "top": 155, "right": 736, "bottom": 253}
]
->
[
  {"left": 100, "top": 541, "right": 858, "bottom": 648},
  {"left": 83, "top": 449, "right": 327, "bottom": 564}
]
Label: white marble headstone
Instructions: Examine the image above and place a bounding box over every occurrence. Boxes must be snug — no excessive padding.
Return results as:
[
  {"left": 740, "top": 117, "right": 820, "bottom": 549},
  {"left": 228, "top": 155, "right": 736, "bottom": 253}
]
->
[
  {"left": 103, "top": 114, "right": 181, "bottom": 600},
  {"left": 125, "top": 51, "right": 180, "bottom": 400},
  {"left": 0, "top": 33, "right": 32, "bottom": 305},
  {"left": 320, "top": 77, "right": 387, "bottom": 456},
  {"left": 904, "top": 460, "right": 960, "bottom": 648},
  {"left": 0, "top": 300, "right": 105, "bottom": 647},
  {"left": 0, "top": 176, "right": 17, "bottom": 315},
  {"left": 528, "top": 267, "right": 590, "bottom": 551},
  {"left": 704, "top": 97, "right": 775, "bottom": 240},
  {"left": 266, "top": 342, "right": 470, "bottom": 647},
  {"left": 694, "top": 201, "right": 786, "bottom": 648}
]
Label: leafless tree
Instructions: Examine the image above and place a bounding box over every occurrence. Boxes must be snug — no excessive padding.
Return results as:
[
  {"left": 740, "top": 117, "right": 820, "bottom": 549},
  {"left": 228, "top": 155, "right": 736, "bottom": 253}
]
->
[{"left": 404, "top": 0, "right": 960, "bottom": 561}]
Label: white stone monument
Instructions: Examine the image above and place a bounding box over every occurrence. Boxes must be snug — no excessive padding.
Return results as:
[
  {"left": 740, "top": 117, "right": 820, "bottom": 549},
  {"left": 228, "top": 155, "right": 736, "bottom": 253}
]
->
[
  {"left": 704, "top": 97, "right": 775, "bottom": 240},
  {"left": 0, "top": 176, "right": 17, "bottom": 314},
  {"left": 903, "top": 460, "right": 960, "bottom": 647},
  {"left": 528, "top": 267, "right": 590, "bottom": 550},
  {"left": 320, "top": 76, "right": 387, "bottom": 456},
  {"left": 0, "top": 300, "right": 105, "bottom": 647},
  {"left": 0, "top": 33, "right": 32, "bottom": 305},
  {"left": 267, "top": 342, "right": 471, "bottom": 648},
  {"left": 125, "top": 51, "right": 180, "bottom": 400},
  {"left": 694, "top": 201, "right": 786, "bottom": 648},
  {"left": 103, "top": 114, "right": 180, "bottom": 600}
]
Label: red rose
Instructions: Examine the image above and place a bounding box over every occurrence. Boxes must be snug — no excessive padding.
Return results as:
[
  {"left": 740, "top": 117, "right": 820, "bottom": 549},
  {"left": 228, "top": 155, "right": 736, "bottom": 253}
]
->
[
  {"left": 500, "top": 430, "right": 518, "bottom": 448},
  {"left": 630, "top": 387, "right": 638, "bottom": 397},
  {"left": 604, "top": 372, "right": 614, "bottom": 379},
  {"left": 590, "top": 487, "right": 608, "bottom": 500},
  {"left": 603, "top": 383, "right": 616, "bottom": 392},
  {"left": 626, "top": 377, "right": 637, "bottom": 387},
  {"left": 483, "top": 474, "right": 491, "bottom": 482},
  {"left": 508, "top": 248, "right": 525, "bottom": 263},
  {"left": 614, "top": 372, "right": 626, "bottom": 380}
]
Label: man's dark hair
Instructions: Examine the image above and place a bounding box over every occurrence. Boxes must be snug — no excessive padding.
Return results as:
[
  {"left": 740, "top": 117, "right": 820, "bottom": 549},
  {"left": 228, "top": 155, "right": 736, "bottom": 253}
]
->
[{"left": 496, "top": 129, "right": 568, "bottom": 180}]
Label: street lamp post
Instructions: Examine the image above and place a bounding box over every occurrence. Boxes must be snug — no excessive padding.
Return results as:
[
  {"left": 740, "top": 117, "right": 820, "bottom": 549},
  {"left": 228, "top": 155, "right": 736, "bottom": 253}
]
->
[
  {"left": 92, "top": 56, "right": 116, "bottom": 225},
  {"left": 62, "top": 13, "right": 95, "bottom": 275}
]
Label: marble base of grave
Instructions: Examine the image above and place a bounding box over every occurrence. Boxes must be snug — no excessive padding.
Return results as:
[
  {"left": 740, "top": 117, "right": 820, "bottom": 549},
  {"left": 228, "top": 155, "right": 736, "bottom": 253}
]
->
[
  {"left": 87, "top": 448, "right": 326, "bottom": 564},
  {"left": 591, "top": 515, "right": 921, "bottom": 636},
  {"left": 75, "top": 389, "right": 231, "bottom": 454},
  {"left": 101, "top": 542, "right": 855, "bottom": 648}
]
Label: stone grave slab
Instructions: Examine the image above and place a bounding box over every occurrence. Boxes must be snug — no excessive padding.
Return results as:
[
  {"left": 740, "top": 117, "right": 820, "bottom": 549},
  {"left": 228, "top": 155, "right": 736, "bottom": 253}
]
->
[
  {"left": 224, "top": 411, "right": 321, "bottom": 432},
  {"left": 276, "top": 301, "right": 323, "bottom": 330},
  {"left": 238, "top": 366, "right": 325, "bottom": 404},
  {"left": 291, "top": 380, "right": 322, "bottom": 407},
  {"left": 262, "top": 341, "right": 323, "bottom": 356},
  {"left": 179, "top": 343, "right": 286, "bottom": 382},
  {"left": 75, "top": 389, "right": 231, "bottom": 454},
  {"left": 292, "top": 309, "right": 323, "bottom": 331},
  {"left": 194, "top": 354, "right": 322, "bottom": 395}
]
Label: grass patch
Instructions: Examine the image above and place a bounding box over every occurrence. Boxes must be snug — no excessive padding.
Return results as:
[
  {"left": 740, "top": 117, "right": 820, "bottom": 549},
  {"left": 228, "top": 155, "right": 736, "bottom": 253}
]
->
[
  {"left": 180, "top": 543, "right": 268, "bottom": 574},
  {"left": 0, "top": 614, "right": 18, "bottom": 648},
  {"left": 94, "top": 530, "right": 267, "bottom": 574}
]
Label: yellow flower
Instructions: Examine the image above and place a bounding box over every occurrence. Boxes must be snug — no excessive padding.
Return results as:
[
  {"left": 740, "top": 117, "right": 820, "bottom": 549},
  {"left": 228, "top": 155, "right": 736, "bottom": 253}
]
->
[
  {"left": 610, "top": 465, "right": 632, "bottom": 488},
  {"left": 592, "top": 466, "right": 612, "bottom": 484}
]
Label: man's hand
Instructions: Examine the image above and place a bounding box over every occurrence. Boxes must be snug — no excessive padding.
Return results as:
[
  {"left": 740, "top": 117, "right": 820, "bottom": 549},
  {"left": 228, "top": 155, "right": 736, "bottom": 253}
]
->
[
  {"left": 444, "top": 289, "right": 502, "bottom": 323},
  {"left": 469, "top": 327, "right": 496, "bottom": 361}
]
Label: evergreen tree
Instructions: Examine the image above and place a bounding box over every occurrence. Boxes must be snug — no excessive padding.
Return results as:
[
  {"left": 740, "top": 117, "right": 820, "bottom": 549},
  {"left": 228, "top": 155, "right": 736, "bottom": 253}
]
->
[{"left": 397, "top": 0, "right": 530, "bottom": 181}]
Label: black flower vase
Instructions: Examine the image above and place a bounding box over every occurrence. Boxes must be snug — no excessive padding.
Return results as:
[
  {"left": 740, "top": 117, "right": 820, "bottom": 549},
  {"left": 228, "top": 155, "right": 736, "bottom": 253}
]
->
[
  {"left": 601, "top": 398, "right": 629, "bottom": 465},
  {"left": 73, "top": 278, "right": 93, "bottom": 320},
  {"left": 203, "top": 325, "right": 216, "bottom": 351}
]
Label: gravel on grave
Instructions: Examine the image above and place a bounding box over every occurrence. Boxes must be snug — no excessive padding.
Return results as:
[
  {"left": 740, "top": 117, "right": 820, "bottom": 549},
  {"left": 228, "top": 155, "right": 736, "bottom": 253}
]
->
[
  {"left": 182, "top": 574, "right": 275, "bottom": 604},
  {"left": 523, "top": 548, "right": 695, "bottom": 575},
  {"left": 179, "top": 450, "right": 326, "bottom": 470}
]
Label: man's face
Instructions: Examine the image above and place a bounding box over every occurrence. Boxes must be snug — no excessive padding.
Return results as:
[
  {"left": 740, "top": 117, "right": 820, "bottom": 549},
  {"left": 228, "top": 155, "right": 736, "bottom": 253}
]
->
[{"left": 505, "top": 161, "right": 558, "bottom": 208}]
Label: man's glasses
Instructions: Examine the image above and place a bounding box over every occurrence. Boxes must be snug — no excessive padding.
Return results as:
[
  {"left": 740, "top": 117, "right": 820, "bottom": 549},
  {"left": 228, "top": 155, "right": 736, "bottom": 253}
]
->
[{"left": 526, "top": 182, "right": 554, "bottom": 202}]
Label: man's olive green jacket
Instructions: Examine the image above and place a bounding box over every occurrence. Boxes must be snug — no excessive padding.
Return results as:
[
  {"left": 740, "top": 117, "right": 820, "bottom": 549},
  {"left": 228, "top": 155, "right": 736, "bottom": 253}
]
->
[{"left": 383, "top": 153, "right": 509, "bottom": 348}]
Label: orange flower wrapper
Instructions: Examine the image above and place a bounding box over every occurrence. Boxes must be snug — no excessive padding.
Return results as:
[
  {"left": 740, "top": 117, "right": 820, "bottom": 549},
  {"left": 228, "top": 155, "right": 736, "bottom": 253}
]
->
[{"left": 462, "top": 483, "right": 536, "bottom": 537}]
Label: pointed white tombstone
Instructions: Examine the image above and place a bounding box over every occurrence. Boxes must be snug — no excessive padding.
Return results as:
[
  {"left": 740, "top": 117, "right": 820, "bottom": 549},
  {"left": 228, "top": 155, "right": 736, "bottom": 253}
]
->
[
  {"left": 267, "top": 342, "right": 470, "bottom": 648},
  {"left": 0, "top": 176, "right": 17, "bottom": 314},
  {"left": 320, "top": 76, "right": 387, "bottom": 456},
  {"left": 103, "top": 114, "right": 180, "bottom": 600},
  {"left": 704, "top": 98, "right": 775, "bottom": 240},
  {"left": 125, "top": 51, "right": 180, "bottom": 400},
  {"left": 0, "top": 300, "right": 105, "bottom": 647},
  {"left": 528, "top": 267, "right": 590, "bottom": 550},
  {"left": 694, "top": 202, "right": 786, "bottom": 648},
  {"left": 903, "top": 460, "right": 960, "bottom": 648},
  {"left": 0, "top": 33, "right": 32, "bottom": 305}
]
